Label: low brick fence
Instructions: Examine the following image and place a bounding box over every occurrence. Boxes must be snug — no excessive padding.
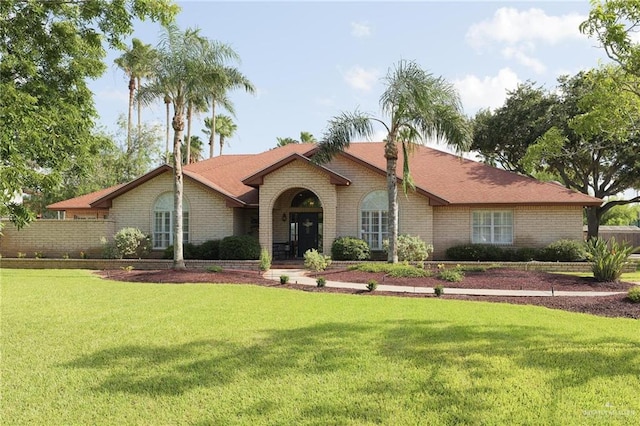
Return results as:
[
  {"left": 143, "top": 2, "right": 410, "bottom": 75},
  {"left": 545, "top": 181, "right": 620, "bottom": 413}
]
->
[{"left": 1, "top": 258, "right": 636, "bottom": 273}]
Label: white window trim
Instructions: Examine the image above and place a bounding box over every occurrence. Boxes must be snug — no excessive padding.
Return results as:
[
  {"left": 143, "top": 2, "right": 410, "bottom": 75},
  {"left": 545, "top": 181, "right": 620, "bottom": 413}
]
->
[
  {"left": 360, "top": 190, "right": 389, "bottom": 250},
  {"left": 152, "top": 193, "right": 190, "bottom": 249},
  {"left": 471, "top": 210, "right": 513, "bottom": 245}
]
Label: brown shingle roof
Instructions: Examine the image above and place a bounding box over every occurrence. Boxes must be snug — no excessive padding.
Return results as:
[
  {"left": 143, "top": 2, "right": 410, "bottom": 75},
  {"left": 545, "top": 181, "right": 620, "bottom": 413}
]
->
[
  {"left": 47, "top": 142, "right": 602, "bottom": 210},
  {"left": 340, "top": 142, "right": 602, "bottom": 206}
]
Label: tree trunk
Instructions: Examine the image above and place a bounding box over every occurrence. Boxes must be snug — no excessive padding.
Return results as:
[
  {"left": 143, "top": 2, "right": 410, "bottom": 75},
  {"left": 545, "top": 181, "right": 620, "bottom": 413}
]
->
[
  {"left": 219, "top": 134, "right": 225, "bottom": 156},
  {"left": 127, "top": 76, "right": 135, "bottom": 153},
  {"left": 385, "top": 141, "right": 399, "bottom": 263},
  {"left": 586, "top": 206, "right": 601, "bottom": 240},
  {"left": 165, "top": 98, "right": 170, "bottom": 164},
  {"left": 185, "top": 102, "right": 193, "bottom": 165},
  {"left": 136, "top": 76, "right": 142, "bottom": 141},
  {"left": 209, "top": 103, "right": 216, "bottom": 158},
  {"left": 172, "top": 107, "right": 186, "bottom": 271}
]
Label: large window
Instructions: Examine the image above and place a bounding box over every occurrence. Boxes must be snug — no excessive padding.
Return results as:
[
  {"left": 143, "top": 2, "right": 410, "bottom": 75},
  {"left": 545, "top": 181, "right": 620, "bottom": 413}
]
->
[
  {"left": 153, "top": 193, "right": 190, "bottom": 249},
  {"left": 472, "top": 211, "right": 513, "bottom": 244},
  {"left": 360, "top": 190, "right": 388, "bottom": 250}
]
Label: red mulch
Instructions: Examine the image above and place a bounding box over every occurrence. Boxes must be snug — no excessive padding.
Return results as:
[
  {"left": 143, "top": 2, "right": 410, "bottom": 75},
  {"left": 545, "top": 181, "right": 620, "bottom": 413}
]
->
[{"left": 97, "top": 268, "right": 639, "bottom": 320}]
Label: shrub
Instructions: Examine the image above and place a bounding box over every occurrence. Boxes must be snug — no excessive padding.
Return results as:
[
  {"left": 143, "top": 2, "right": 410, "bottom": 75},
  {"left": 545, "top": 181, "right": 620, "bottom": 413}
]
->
[
  {"left": 366, "top": 279, "right": 378, "bottom": 292},
  {"left": 17, "top": 252, "right": 26, "bottom": 258},
  {"left": 438, "top": 267, "right": 465, "bottom": 282},
  {"left": 219, "top": 236, "right": 261, "bottom": 260},
  {"left": 383, "top": 234, "right": 433, "bottom": 262},
  {"left": 514, "top": 247, "right": 541, "bottom": 262},
  {"left": 585, "top": 237, "right": 635, "bottom": 282},
  {"left": 206, "top": 265, "right": 223, "bottom": 273},
  {"left": 113, "top": 227, "right": 150, "bottom": 259},
  {"left": 539, "top": 239, "right": 586, "bottom": 262},
  {"left": 387, "top": 265, "right": 429, "bottom": 278},
  {"left": 34, "top": 251, "right": 43, "bottom": 259},
  {"left": 331, "top": 236, "right": 370, "bottom": 261},
  {"left": 304, "top": 249, "right": 331, "bottom": 272},
  {"left": 259, "top": 248, "right": 272, "bottom": 271},
  {"left": 627, "top": 286, "right": 640, "bottom": 303},
  {"left": 198, "top": 240, "right": 220, "bottom": 260},
  {"left": 316, "top": 277, "right": 326, "bottom": 287},
  {"left": 280, "top": 275, "right": 289, "bottom": 285},
  {"left": 445, "top": 244, "right": 507, "bottom": 261},
  {"left": 434, "top": 284, "right": 444, "bottom": 297}
]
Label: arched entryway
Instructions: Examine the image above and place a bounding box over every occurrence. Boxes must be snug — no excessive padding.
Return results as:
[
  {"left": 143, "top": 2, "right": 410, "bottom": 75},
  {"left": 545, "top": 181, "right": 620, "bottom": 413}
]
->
[{"left": 272, "top": 188, "right": 323, "bottom": 259}]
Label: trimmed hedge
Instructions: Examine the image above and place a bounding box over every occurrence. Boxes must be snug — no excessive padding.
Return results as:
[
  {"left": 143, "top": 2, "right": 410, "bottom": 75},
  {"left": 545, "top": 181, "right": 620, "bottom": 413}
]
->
[
  {"left": 446, "top": 240, "right": 587, "bottom": 262},
  {"left": 331, "top": 236, "right": 371, "bottom": 261},
  {"left": 219, "top": 235, "right": 261, "bottom": 260},
  {"left": 162, "top": 240, "right": 221, "bottom": 260}
]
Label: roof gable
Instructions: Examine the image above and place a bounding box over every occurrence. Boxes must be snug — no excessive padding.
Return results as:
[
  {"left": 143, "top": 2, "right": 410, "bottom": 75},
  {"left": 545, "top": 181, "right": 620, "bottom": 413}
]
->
[{"left": 242, "top": 153, "right": 351, "bottom": 187}]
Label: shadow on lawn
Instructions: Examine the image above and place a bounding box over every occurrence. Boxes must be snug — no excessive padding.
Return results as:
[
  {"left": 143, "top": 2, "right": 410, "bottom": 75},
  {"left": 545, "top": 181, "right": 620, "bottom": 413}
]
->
[{"left": 63, "top": 320, "right": 639, "bottom": 424}]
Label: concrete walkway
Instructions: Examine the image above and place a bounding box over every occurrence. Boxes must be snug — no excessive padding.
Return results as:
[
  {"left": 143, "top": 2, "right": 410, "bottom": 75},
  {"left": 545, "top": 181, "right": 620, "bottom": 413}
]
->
[{"left": 264, "top": 268, "right": 628, "bottom": 297}]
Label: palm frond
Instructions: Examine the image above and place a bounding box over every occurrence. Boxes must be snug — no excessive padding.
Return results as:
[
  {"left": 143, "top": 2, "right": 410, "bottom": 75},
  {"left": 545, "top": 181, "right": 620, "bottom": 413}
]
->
[{"left": 313, "top": 111, "right": 375, "bottom": 164}]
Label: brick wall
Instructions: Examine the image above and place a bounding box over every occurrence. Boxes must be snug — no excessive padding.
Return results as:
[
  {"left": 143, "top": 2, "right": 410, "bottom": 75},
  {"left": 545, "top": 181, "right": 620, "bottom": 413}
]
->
[
  {"left": 432, "top": 205, "right": 585, "bottom": 259},
  {"left": 0, "top": 219, "right": 116, "bottom": 258}
]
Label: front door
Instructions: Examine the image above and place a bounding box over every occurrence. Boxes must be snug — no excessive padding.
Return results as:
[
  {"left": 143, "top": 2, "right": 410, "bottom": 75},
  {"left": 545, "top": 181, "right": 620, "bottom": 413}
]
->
[{"left": 297, "top": 213, "right": 318, "bottom": 257}]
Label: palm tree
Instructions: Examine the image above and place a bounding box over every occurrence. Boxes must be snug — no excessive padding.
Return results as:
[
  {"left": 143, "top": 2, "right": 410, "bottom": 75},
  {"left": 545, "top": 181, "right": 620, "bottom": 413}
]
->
[
  {"left": 139, "top": 24, "right": 213, "bottom": 270},
  {"left": 114, "top": 38, "right": 157, "bottom": 151},
  {"left": 184, "top": 96, "right": 207, "bottom": 164},
  {"left": 205, "top": 65, "right": 255, "bottom": 158},
  {"left": 163, "top": 94, "right": 171, "bottom": 163},
  {"left": 182, "top": 135, "right": 204, "bottom": 164},
  {"left": 215, "top": 114, "right": 237, "bottom": 155},
  {"left": 314, "top": 60, "right": 471, "bottom": 263},
  {"left": 300, "top": 131, "right": 317, "bottom": 143}
]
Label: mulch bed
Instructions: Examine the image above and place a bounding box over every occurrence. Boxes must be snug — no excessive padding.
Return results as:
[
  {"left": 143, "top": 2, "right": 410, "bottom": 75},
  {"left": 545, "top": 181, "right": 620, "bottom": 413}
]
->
[{"left": 97, "top": 268, "right": 639, "bottom": 320}]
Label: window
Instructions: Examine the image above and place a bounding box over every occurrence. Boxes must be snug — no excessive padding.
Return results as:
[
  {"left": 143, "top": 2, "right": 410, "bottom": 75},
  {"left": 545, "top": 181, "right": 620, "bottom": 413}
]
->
[
  {"left": 153, "top": 193, "right": 190, "bottom": 249},
  {"left": 360, "top": 190, "right": 388, "bottom": 250},
  {"left": 472, "top": 211, "right": 513, "bottom": 244}
]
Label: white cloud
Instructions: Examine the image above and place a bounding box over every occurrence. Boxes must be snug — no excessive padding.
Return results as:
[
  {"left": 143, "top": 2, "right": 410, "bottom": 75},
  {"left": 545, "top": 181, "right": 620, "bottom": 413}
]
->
[
  {"left": 466, "top": 7, "right": 586, "bottom": 48},
  {"left": 501, "top": 46, "right": 546, "bottom": 74},
  {"left": 453, "top": 68, "right": 521, "bottom": 112},
  {"left": 343, "top": 66, "right": 380, "bottom": 92},
  {"left": 351, "top": 21, "right": 371, "bottom": 38}
]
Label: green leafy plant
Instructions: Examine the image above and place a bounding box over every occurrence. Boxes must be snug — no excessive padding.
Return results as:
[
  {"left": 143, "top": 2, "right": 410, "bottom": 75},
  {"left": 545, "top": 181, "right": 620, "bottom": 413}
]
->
[
  {"left": 33, "top": 251, "right": 43, "bottom": 259},
  {"left": 434, "top": 284, "right": 444, "bottom": 297},
  {"left": 79, "top": 251, "right": 89, "bottom": 259},
  {"left": 349, "top": 262, "right": 430, "bottom": 278},
  {"left": 383, "top": 234, "right": 433, "bottom": 262},
  {"left": 62, "top": 253, "right": 70, "bottom": 260},
  {"left": 438, "top": 267, "right": 465, "bottom": 282},
  {"left": 331, "top": 236, "right": 370, "bottom": 261},
  {"left": 120, "top": 265, "right": 134, "bottom": 272},
  {"left": 279, "top": 275, "right": 289, "bottom": 285},
  {"left": 114, "top": 227, "right": 150, "bottom": 259},
  {"left": 259, "top": 248, "right": 272, "bottom": 272},
  {"left": 316, "top": 277, "right": 326, "bottom": 287},
  {"left": 366, "top": 279, "right": 378, "bottom": 292},
  {"left": 220, "top": 236, "right": 261, "bottom": 260},
  {"left": 304, "top": 249, "right": 331, "bottom": 272},
  {"left": 585, "top": 237, "right": 635, "bottom": 282},
  {"left": 627, "top": 286, "right": 640, "bottom": 303},
  {"left": 205, "top": 265, "right": 223, "bottom": 273},
  {"left": 540, "top": 239, "right": 586, "bottom": 262},
  {"left": 17, "top": 252, "right": 26, "bottom": 258}
]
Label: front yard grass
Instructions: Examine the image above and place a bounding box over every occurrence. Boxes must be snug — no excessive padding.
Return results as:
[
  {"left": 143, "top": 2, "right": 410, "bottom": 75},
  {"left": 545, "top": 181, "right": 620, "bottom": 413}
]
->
[{"left": 2, "top": 269, "right": 639, "bottom": 425}]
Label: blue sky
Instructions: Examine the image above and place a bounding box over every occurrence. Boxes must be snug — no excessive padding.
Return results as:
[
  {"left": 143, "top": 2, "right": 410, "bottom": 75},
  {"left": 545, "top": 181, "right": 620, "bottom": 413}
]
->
[{"left": 91, "top": 1, "right": 609, "bottom": 156}]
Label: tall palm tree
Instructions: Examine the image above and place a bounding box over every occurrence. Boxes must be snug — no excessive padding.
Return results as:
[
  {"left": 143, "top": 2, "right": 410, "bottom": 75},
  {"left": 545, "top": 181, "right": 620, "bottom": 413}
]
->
[
  {"left": 300, "top": 131, "right": 317, "bottom": 143},
  {"left": 205, "top": 65, "right": 255, "bottom": 158},
  {"left": 314, "top": 60, "right": 471, "bottom": 263},
  {"left": 139, "top": 24, "right": 213, "bottom": 270},
  {"left": 215, "top": 114, "right": 237, "bottom": 155},
  {"left": 163, "top": 94, "right": 171, "bottom": 164},
  {"left": 182, "top": 135, "right": 204, "bottom": 164},
  {"left": 184, "top": 96, "right": 207, "bottom": 164},
  {"left": 114, "top": 38, "right": 157, "bottom": 151}
]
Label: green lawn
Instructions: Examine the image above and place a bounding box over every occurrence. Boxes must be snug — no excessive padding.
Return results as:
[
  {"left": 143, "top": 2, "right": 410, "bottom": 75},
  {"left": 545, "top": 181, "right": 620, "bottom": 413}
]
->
[{"left": 2, "top": 269, "right": 639, "bottom": 425}]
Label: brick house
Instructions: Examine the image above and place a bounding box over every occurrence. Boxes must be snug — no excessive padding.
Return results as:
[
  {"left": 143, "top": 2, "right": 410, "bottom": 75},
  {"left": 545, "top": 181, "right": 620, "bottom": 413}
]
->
[{"left": 45, "top": 142, "right": 602, "bottom": 260}]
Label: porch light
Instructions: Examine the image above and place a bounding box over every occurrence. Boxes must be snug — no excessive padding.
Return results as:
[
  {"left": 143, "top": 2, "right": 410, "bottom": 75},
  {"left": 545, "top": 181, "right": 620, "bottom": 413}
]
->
[{"left": 282, "top": 213, "right": 287, "bottom": 222}]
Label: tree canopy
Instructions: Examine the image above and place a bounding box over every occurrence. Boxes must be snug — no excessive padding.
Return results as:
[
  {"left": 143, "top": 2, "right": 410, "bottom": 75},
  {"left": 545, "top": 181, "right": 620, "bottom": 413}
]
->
[
  {"left": 472, "top": 66, "right": 640, "bottom": 238},
  {"left": 0, "top": 0, "right": 178, "bottom": 228}
]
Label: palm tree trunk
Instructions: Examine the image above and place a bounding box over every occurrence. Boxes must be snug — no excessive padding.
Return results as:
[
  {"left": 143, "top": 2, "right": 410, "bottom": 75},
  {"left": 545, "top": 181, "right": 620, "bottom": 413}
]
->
[
  {"left": 209, "top": 103, "right": 216, "bottom": 158},
  {"left": 185, "top": 101, "right": 193, "bottom": 165},
  {"left": 172, "top": 108, "right": 186, "bottom": 271},
  {"left": 165, "top": 98, "right": 171, "bottom": 164},
  {"left": 136, "top": 76, "right": 142, "bottom": 141},
  {"left": 127, "top": 76, "right": 135, "bottom": 153},
  {"left": 385, "top": 141, "right": 399, "bottom": 263},
  {"left": 219, "top": 134, "right": 225, "bottom": 155}
]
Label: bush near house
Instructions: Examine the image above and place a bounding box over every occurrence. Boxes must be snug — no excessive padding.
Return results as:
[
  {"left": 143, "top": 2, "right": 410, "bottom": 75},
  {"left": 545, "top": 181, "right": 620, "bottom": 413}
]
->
[
  {"left": 331, "top": 236, "right": 370, "bottom": 261},
  {"left": 163, "top": 240, "right": 221, "bottom": 260},
  {"left": 446, "top": 240, "right": 586, "bottom": 262},
  {"left": 304, "top": 249, "right": 332, "bottom": 272},
  {"left": 219, "top": 236, "right": 261, "bottom": 260},
  {"left": 383, "top": 234, "right": 433, "bottom": 262},
  {"left": 103, "top": 227, "right": 150, "bottom": 259},
  {"left": 585, "top": 237, "right": 635, "bottom": 282}
]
